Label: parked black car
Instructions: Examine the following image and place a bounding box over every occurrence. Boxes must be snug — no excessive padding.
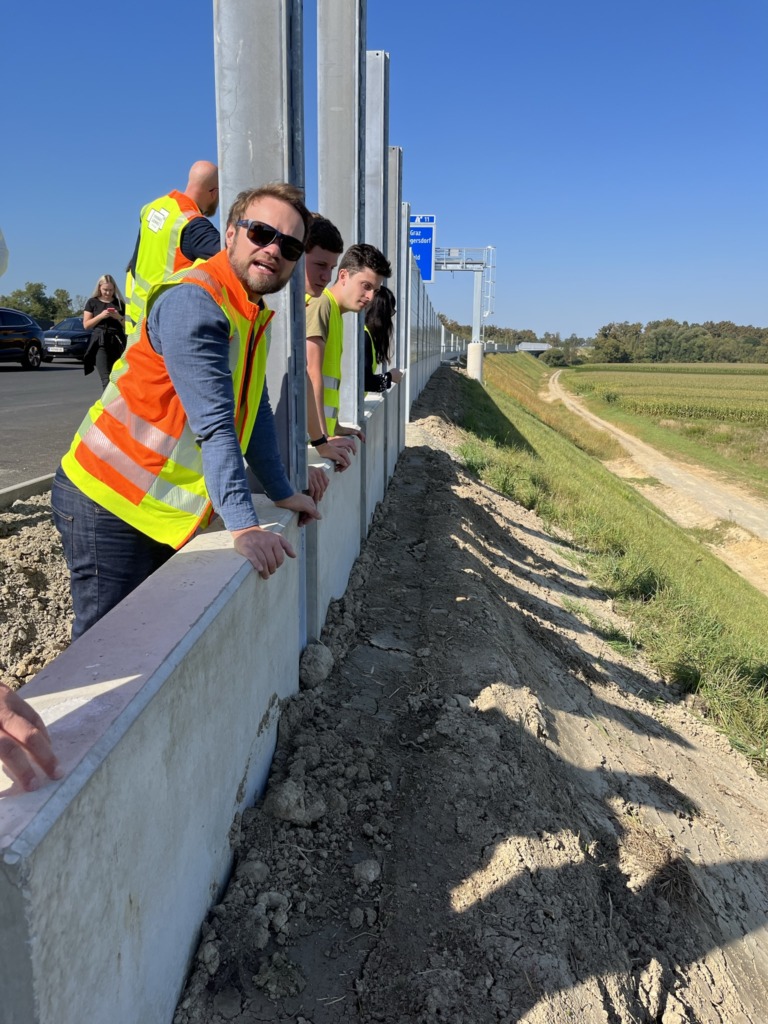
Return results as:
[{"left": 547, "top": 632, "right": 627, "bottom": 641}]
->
[
  {"left": 0, "top": 308, "right": 46, "bottom": 369},
  {"left": 43, "top": 317, "right": 93, "bottom": 362}
]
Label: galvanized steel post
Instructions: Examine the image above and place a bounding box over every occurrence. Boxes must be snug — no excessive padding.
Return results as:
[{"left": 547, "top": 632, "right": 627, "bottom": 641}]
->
[
  {"left": 213, "top": 0, "right": 306, "bottom": 486},
  {"left": 317, "top": 0, "right": 366, "bottom": 429}
]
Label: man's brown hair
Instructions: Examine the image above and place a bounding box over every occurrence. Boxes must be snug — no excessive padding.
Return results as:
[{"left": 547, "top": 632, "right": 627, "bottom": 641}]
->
[
  {"left": 226, "top": 183, "right": 313, "bottom": 242},
  {"left": 306, "top": 214, "right": 344, "bottom": 255},
  {"left": 338, "top": 243, "right": 391, "bottom": 278}
]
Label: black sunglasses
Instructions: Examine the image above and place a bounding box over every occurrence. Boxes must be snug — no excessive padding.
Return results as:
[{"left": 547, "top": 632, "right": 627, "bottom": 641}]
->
[{"left": 236, "top": 220, "right": 305, "bottom": 261}]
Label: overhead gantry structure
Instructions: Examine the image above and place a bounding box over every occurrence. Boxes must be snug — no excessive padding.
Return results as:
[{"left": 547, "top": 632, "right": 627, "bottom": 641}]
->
[{"left": 434, "top": 246, "right": 496, "bottom": 343}]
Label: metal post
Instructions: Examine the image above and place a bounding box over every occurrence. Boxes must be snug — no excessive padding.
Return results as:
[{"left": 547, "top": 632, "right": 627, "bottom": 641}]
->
[
  {"left": 318, "top": 0, "right": 366, "bottom": 429},
  {"left": 400, "top": 201, "right": 411, "bottom": 431},
  {"left": 388, "top": 150, "right": 404, "bottom": 456},
  {"left": 364, "top": 52, "right": 389, "bottom": 253},
  {"left": 472, "top": 267, "right": 483, "bottom": 344},
  {"left": 361, "top": 49, "right": 390, "bottom": 520},
  {"left": 213, "top": 0, "right": 307, "bottom": 640},
  {"left": 387, "top": 147, "right": 403, "bottom": 303},
  {"left": 213, "top": 0, "right": 306, "bottom": 485}
]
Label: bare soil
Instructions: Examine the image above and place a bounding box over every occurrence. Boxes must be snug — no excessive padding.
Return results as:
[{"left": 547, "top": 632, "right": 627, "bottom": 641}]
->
[{"left": 3, "top": 367, "right": 768, "bottom": 1022}]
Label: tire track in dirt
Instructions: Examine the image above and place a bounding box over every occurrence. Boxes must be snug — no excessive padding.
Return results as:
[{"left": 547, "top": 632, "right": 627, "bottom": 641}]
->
[{"left": 548, "top": 370, "right": 768, "bottom": 597}]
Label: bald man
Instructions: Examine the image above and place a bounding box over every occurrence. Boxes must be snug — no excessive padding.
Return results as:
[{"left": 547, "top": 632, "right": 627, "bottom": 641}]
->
[{"left": 125, "top": 160, "right": 222, "bottom": 345}]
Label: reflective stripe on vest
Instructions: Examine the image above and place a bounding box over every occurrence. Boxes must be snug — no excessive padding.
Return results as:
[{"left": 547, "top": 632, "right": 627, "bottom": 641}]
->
[
  {"left": 63, "top": 251, "right": 272, "bottom": 549},
  {"left": 321, "top": 288, "right": 343, "bottom": 435},
  {"left": 125, "top": 191, "right": 203, "bottom": 347}
]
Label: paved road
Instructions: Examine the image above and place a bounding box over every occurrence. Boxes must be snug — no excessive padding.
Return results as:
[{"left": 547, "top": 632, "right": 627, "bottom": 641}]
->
[{"left": 0, "top": 361, "right": 100, "bottom": 489}]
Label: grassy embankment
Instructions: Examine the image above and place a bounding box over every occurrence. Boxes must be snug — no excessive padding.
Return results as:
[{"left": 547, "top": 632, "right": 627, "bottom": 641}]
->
[
  {"left": 560, "top": 362, "right": 768, "bottom": 502},
  {"left": 455, "top": 353, "right": 768, "bottom": 768}
]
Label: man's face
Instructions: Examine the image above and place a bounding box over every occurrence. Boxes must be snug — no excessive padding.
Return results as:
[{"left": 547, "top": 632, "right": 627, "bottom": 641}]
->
[
  {"left": 305, "top": 246, "right": 340, "bottom": 297},
  {"left": 336, "top": 267, "right": 383, "bottom": 313},
  {"left": 226, "top": 196, "right": 305, "bottom": 301}
]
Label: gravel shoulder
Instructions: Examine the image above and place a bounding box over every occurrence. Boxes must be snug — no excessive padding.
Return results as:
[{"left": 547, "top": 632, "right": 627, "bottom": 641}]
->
[{"left": 3, "top": 367, "right": 768, "bottom": 1023}]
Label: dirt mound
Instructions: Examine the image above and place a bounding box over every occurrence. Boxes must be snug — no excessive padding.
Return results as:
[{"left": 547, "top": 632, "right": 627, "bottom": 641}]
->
[{"left": 173, "top": 368, "right": 768, "bottom": 1024}]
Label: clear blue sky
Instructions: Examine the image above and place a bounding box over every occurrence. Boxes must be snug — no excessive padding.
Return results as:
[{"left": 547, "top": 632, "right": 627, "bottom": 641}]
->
[{"left": 1, "top": 0, "right": 766, "bottom": 338}]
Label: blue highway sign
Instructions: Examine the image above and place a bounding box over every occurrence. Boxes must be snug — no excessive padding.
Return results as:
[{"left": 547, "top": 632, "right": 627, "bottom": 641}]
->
[{"left": 409, "top": 214, "right": 436, "bottom": 283}]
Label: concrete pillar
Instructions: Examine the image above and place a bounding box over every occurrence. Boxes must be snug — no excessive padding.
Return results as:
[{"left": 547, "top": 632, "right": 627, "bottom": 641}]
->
[{"left": 467, "top": 341, "right": 484, "bottom": 381}]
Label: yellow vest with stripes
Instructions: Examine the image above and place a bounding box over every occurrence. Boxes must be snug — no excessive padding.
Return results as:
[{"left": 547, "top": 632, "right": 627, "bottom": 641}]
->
[
  {"left": 125, "top": 190, "right": 204, "bottom": 347},
  {"left": 63, "top": 251, "right": 272, "bottom": 549},
  {"left": 319, "top": 288, "right": 343, "bottom": 435}
]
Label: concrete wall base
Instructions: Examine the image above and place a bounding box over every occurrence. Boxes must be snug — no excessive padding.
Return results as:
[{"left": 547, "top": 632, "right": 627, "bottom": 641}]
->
[{"left": 0, "top": 375, "right": 414, "bottom": 1023}]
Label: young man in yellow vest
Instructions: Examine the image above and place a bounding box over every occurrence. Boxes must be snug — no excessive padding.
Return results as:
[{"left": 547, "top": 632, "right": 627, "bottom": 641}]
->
[
  {"left": 305, "top": 243, "right": 392, "bottom": 456},
  {"left": 53, "top": 184, "right": 320, "bottom": 640},
  {"left": 124, "top": 160, "right": 221, "bottom": 345},
  {"left": 302, "top": 215, "right": 354, "bottom": 473}
]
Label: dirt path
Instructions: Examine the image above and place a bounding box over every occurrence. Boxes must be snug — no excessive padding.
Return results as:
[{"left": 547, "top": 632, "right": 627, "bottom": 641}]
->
[
  {"left": 174, "top": 367, "right": 768, "bottom": 1024},
  {"left": 548, "top": 370, "right": 768, "bottom": 598}
]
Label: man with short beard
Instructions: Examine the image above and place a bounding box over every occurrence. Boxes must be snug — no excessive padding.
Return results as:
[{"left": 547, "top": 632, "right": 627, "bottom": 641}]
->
[{"left": 53, "top": 184, "right": 321, "bottom": 641}]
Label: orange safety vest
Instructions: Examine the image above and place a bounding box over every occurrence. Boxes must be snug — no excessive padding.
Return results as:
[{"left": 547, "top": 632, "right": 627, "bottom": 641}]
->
[{"left": 62, "top": 250, "right": 273, "bottom": 549}]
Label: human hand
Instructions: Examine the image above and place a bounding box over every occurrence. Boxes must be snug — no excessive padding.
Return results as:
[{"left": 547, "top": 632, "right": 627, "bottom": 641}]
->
[
  {"left": 232, "top": 526, "right": 296, "bottom": 579},
  {"left": 274, "top": 491, "right": 322, "bottom": 527},
  {"left": 335, "top": 424, "right": 366, "bottom": 443},
  {"left": 0, "top": 684, "right": 62, "bottom": 792},
  {"left": 315, "top": 440, "right": 352, "bottom": 472},
  {"left": 389, "top": 367, "right": 404, "bottom": 384},
  {"left": 306, "top": 465, "right": 330, "bottom": 503}
]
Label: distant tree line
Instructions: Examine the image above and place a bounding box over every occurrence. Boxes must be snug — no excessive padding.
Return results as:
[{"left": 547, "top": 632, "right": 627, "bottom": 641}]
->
[
  {"left": 588, "top": 320, "right": 768, "bottom": 364},
  {"left": 439, "top": 312, "right": 768, "bottom": 366},
  {"left": 0, "top": 282, "right": 85, "bottom": 324}
]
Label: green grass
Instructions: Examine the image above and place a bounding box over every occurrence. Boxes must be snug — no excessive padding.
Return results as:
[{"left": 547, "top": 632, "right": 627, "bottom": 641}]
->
[
  {"left": 454, "top": 356, "right": 768, "bottom": 770},
  {"left": 559, "top": 364, "right": 768, "bottom": 501}
]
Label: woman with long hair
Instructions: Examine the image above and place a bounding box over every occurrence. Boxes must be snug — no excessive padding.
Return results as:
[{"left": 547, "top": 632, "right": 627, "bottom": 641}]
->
[
  {"left": 82, "top": 274, "right": 126, "bottom": 388},
  {"left": 364, "top": 285, "right": 403, "bottom": 393}
]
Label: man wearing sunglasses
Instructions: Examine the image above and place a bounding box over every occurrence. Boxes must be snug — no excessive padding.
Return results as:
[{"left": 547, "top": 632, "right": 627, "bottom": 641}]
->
[
  {"left": 125, "top": 160, "right": 222, "bottom": 346},
  {"left": 306, "top": 243, "right": 392, "bottom": 453},
  {"left": 53, "top": 184, "right": 321, "bottom": 642}
]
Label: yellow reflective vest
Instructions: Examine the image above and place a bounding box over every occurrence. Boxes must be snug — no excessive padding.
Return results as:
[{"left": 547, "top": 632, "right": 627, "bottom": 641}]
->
[
  {"left": 62, "top": 250, "right": 272, "bottom": 549},
  {"left": 125, "top": 190, "right": 205, "bottom": 346},
  {"left": 308, "top": 287, "right": 343, "bottom": 435}
]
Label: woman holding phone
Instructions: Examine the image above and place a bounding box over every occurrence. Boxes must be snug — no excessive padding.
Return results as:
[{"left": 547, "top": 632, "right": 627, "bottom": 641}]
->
[{"left": 82, "top": 274, "right": 126, "bottom": 387}]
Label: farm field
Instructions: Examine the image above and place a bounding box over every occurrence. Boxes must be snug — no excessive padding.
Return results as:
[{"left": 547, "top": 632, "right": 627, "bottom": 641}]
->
[
  {"left": 477, "top": 354, "right": 768, "bottom": 768},
  {"left": 559, "top": 363, "right": 768, "bottom": 501}
]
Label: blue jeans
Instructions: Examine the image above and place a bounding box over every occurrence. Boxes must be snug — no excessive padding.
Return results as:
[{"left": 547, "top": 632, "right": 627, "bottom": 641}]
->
[{"left": 52, "top": 467, "right": 175, "bottom": 640}]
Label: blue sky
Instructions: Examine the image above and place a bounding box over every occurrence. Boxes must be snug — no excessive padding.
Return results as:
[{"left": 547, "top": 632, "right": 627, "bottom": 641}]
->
[{"left": 1, "top": 0, "right": 765, "bottom": 338}]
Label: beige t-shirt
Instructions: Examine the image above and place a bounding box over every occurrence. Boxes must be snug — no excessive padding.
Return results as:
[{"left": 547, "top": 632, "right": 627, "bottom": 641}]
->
[{"left": 305, "top": 291, "right": 334, "bottom": 342}]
